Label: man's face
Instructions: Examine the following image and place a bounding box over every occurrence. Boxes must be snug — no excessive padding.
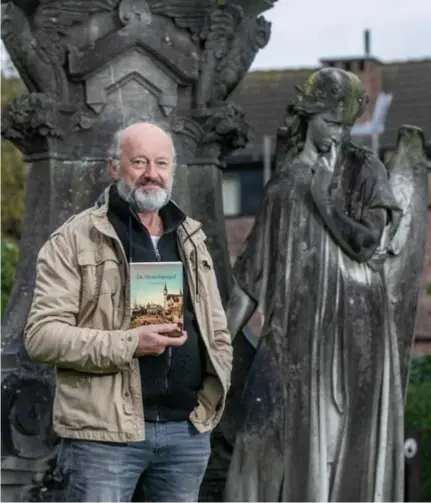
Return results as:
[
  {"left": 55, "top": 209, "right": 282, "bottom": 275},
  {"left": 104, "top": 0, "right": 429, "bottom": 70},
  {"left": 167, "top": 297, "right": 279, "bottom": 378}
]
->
[
  {"left": 307, "top": 111, "right": 345, "bottom": 154},
  {"left": 112, "top": 124, "right": 175, "bottom": 213}
]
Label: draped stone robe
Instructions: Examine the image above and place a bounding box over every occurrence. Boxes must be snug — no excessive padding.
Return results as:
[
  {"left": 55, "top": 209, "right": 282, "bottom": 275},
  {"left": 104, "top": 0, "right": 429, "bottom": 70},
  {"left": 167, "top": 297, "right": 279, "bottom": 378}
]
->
[{"left": 225, "top": 154, "right": 404, "bottom": 502}]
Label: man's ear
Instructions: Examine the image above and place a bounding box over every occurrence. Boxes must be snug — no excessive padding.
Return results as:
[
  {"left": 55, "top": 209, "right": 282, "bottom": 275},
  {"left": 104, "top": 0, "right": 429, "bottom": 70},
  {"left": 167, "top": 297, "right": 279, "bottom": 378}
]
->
[{"left": 108, "top": 160, "right": 120, "bottom": 180}]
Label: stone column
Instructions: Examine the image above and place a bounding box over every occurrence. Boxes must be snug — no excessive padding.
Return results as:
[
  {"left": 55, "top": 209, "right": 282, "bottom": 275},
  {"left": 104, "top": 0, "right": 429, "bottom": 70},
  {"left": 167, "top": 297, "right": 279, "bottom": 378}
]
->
[{"left": 1, "top": 0, "right": 276, "bottom": 500}]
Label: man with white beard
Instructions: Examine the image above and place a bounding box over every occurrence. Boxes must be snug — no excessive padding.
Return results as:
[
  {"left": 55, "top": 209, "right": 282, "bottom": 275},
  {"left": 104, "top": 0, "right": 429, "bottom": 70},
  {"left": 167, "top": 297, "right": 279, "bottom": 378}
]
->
[{"left": 24, "top": 122, "right": 233, "bottom": 502}]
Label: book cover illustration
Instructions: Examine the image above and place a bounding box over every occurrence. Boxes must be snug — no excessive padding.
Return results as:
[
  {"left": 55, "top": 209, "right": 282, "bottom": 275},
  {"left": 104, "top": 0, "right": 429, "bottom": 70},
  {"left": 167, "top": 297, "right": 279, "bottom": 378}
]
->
[{"left": 130, "top": 262, "right": 184, "bottom": 335}]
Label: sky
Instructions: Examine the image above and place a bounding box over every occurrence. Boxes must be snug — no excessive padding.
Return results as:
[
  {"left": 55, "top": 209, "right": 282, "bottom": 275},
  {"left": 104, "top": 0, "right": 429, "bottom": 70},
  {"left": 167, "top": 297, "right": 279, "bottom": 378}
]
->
[
  {"left": 251, "top": 0, "right": 431, "bottom": 69},
  {"left": 1, "top": 0, "right": 430, "bottom": 73}
]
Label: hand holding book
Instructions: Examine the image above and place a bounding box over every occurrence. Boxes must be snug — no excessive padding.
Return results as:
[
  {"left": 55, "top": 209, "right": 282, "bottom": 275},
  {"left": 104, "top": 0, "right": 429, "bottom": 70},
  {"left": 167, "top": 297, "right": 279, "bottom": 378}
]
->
[{"left": 130, "top": 323, "right": 188, "bottom": 357}]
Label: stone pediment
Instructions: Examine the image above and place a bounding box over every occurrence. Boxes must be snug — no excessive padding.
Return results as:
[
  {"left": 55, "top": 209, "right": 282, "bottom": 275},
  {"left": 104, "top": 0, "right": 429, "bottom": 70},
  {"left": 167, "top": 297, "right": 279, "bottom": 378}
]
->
[
  {"left": 79, "top": 46, "right": 184, "bottom": 117},
  {"left": 67, "top": 21, "right": 199, "bottom": 83}
]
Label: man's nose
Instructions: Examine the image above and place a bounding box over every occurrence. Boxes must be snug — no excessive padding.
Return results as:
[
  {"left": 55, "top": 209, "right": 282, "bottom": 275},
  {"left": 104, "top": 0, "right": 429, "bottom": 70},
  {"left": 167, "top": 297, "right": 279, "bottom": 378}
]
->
[{"left": 145, "top": 160, "right": 158, "bottom": 177}]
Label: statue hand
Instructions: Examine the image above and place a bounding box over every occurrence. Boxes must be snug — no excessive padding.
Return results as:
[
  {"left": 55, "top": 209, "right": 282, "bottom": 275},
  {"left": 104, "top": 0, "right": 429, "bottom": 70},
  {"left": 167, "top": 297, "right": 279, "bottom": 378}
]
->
[{"left": 316, "top": 142, "right": 339, "bottom": 173}]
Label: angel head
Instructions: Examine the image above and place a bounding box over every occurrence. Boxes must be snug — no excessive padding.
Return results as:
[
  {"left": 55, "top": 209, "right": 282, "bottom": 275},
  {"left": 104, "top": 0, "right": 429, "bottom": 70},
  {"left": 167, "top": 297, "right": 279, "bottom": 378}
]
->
[{"left": 278, "top": 67, "right": 369, "bottom": 164}]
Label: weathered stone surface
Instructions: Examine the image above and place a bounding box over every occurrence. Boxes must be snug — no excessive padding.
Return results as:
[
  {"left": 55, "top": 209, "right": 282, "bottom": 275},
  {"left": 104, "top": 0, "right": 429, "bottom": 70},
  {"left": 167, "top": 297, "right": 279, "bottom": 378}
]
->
[{"left": 224, "top": 68, "right": 429, "bottom": 501}]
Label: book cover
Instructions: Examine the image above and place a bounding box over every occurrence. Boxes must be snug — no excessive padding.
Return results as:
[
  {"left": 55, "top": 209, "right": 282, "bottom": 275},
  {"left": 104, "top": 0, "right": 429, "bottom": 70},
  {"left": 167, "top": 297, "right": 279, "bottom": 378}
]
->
[{"left": 130, "top": 262, "right": 184, "bottom": 335}]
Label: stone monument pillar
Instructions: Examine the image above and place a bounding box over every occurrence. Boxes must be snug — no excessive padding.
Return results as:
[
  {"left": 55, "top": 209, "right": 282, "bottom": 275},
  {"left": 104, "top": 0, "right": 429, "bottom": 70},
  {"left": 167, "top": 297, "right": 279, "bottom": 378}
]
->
[{"left": 1, "top": 1, "right": 276, "bottom": 500}]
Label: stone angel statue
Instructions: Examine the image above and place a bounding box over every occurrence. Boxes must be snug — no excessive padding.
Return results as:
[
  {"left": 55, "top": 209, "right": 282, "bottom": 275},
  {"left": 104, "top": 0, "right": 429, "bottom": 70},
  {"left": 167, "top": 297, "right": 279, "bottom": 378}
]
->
[{"left": 224, "top": 67, "right": 428, "bottom": 502}]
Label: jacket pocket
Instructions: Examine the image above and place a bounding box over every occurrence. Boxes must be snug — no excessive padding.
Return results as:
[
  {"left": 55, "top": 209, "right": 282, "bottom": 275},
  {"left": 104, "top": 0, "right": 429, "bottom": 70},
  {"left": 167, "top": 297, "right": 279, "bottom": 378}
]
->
[
  {"left": 54, "top": 368, "right": 124, "bottom": 431},
  {"left": 76, "top": 248, "right": 123, "bottom": 329},
  {"left": 77, "top": 248, "right": 121, "bottom": 298}
]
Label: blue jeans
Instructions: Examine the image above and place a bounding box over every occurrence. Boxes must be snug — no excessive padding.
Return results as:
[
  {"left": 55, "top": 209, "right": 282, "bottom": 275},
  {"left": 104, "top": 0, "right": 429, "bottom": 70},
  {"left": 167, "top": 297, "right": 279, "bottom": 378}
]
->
[{"left": 58, "top": 421, "right": 211, "bottom": 502}]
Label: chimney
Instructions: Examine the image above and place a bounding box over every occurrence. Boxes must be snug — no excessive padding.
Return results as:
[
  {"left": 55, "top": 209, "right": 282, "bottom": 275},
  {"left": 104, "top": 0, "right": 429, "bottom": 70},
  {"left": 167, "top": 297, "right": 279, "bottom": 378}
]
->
[{"left": 364, "top": 29, "right": 370, "bottom": 57}]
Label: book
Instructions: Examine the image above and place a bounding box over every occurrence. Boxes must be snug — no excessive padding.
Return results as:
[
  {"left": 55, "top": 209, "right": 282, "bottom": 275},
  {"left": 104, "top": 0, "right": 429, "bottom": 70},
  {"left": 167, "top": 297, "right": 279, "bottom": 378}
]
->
[{"left": 130, "top": 262, "right": 184, "bottom": 336}]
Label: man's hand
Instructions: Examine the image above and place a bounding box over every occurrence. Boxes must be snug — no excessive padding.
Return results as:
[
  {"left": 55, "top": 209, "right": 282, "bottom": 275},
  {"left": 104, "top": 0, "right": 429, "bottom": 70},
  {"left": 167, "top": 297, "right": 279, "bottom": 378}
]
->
[{"left": 129, "top": 324, "right": 187, "bottom": 357}]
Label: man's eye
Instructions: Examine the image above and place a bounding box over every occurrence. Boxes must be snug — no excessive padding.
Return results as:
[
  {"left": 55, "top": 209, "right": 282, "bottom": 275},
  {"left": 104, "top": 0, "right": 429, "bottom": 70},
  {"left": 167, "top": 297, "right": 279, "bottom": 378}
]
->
[{"left": 134, "top": 159, "right": 147, "bottom": 166}]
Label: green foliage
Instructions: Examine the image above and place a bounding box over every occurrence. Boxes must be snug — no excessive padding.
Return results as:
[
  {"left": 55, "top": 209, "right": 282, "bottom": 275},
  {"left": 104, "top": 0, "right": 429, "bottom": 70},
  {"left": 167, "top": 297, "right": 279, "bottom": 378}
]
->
[
  {"left": 406, "top": 355, "right": 431, "bottom": 501},
  {"left": 1, "top": 73, "right": 25, "bottom": 104},
  {"left": 1, "top": 239, "right": 19, "bottom": 317},
  {"left": 408, "top": 355, "right": 431, "bottom": 386},
  {"left": 426, "top": 283, "right": 431, "bottom": 295},
  {"left": 1, "top": 74, "right": 28, "bottom": 241}
]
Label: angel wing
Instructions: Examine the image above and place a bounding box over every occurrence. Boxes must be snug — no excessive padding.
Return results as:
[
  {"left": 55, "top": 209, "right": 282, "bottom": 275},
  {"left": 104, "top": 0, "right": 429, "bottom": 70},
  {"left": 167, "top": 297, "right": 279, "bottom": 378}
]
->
[
  {"left": 385, "top": 177, "right": 413, "bottom": 255},
  {"left": 383, "top": 125, "right": 429, "bottom": 395}
]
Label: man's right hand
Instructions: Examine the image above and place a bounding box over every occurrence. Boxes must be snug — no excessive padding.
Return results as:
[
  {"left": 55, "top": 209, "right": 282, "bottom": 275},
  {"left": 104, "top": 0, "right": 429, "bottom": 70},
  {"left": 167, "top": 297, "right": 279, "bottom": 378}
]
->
[{"left": 129, "top": 324, "right": 187, "bottom": 357}]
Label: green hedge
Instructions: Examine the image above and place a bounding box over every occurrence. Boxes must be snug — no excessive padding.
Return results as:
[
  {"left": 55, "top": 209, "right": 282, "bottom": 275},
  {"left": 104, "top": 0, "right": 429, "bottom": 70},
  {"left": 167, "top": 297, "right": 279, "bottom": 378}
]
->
[
  {"left": 1, "top": 239, "right": 19, "bottom": 317},
  {"left": 406, "top": 355, "right": 431, "bottom": 501}
]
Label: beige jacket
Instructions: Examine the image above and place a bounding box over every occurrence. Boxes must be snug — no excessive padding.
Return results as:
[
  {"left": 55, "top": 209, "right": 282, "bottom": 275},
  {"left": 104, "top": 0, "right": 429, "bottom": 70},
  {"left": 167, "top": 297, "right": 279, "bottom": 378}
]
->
[{"left": 24, "top": 189, "right": 233, "bottom": 442}]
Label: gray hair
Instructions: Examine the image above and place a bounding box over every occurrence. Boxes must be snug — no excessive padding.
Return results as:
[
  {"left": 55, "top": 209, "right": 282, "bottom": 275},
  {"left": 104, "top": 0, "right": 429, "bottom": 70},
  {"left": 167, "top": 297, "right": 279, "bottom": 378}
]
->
[{"left": 107, "top": 121, "right": 177, "bottom": 171}]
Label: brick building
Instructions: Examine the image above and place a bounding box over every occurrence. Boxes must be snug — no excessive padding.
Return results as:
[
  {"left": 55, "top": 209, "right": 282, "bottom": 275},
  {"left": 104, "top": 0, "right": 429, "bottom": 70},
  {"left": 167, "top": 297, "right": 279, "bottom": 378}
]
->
[{"left": 223, "top": 55, "right": 431, "bottom": 353}]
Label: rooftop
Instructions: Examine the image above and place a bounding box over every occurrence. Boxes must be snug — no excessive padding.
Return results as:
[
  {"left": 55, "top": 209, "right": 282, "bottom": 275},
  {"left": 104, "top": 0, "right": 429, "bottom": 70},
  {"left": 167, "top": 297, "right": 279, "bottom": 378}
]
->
[{"left": 228, "top": 57, "right": 431, "bottom": 161}]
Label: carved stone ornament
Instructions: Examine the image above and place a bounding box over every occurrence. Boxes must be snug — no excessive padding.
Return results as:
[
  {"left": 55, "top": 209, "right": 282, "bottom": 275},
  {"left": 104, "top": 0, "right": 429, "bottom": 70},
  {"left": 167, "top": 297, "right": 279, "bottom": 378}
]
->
[
  {"left": 1, "top": 0, "right": 277, "bottom": 501},
  {"left": 2, "top": 0, "right": 275, "bottom": 156}
]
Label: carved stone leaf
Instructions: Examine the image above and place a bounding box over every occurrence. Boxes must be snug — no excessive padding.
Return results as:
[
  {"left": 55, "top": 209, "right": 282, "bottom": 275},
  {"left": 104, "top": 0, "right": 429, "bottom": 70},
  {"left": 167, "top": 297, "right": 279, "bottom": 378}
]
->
[
  {"left": 31, "top": 0, "right": 120, "bottom": 66},
  {"left": 34, "top": 0, "right": 120, "bottom": 29},
  {"left": 147, "top": 0, "right": 215, "bottom": 35},
  {"left": 192, "top": 103, "right": 252, "bottom": 160},
  {"left": 211, "top": 15, "right": 271, "bottom": 102},
  {"left": 234, "top": 0, "right": 278, "bottom": 17}
]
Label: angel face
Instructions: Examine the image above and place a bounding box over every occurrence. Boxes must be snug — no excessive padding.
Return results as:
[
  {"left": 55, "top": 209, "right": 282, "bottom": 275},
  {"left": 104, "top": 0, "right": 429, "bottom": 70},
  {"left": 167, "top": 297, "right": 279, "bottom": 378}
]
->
[
  {"left": 110, "top": 122, "right": 176, "bottom": 213},
  {"left": 306, "top": 110, "right": 345, "bottom": 155}
]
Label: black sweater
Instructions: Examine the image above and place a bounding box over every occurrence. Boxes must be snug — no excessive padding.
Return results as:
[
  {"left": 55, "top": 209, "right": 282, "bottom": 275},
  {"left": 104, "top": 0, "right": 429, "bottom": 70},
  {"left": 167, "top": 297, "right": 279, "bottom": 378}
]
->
[{"left": 107, "top": 185, "right": 206, "bottom": 421}]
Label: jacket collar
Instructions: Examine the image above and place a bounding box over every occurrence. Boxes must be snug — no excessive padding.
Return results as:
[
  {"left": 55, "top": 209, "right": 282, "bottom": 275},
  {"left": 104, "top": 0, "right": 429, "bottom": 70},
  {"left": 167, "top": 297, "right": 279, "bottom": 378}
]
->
[{"left": 91, "top": 184, "right": 204, "bottom": 245}]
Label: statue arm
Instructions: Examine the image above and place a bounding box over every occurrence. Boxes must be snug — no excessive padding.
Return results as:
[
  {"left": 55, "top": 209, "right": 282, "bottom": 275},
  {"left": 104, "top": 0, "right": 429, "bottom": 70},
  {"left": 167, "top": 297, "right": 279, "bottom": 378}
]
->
[
  {"left": 225, "top": 281, "right": 257, "bottom": 341},
  {"left": 310, "top": 167, "right": 387, "bottom": 263}
]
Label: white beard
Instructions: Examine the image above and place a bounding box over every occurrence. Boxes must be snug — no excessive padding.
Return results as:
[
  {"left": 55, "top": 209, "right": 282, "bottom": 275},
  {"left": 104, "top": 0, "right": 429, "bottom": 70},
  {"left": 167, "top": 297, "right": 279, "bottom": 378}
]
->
[{"left": 117, "top": 179, "right": 171, "bottom": 213}]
